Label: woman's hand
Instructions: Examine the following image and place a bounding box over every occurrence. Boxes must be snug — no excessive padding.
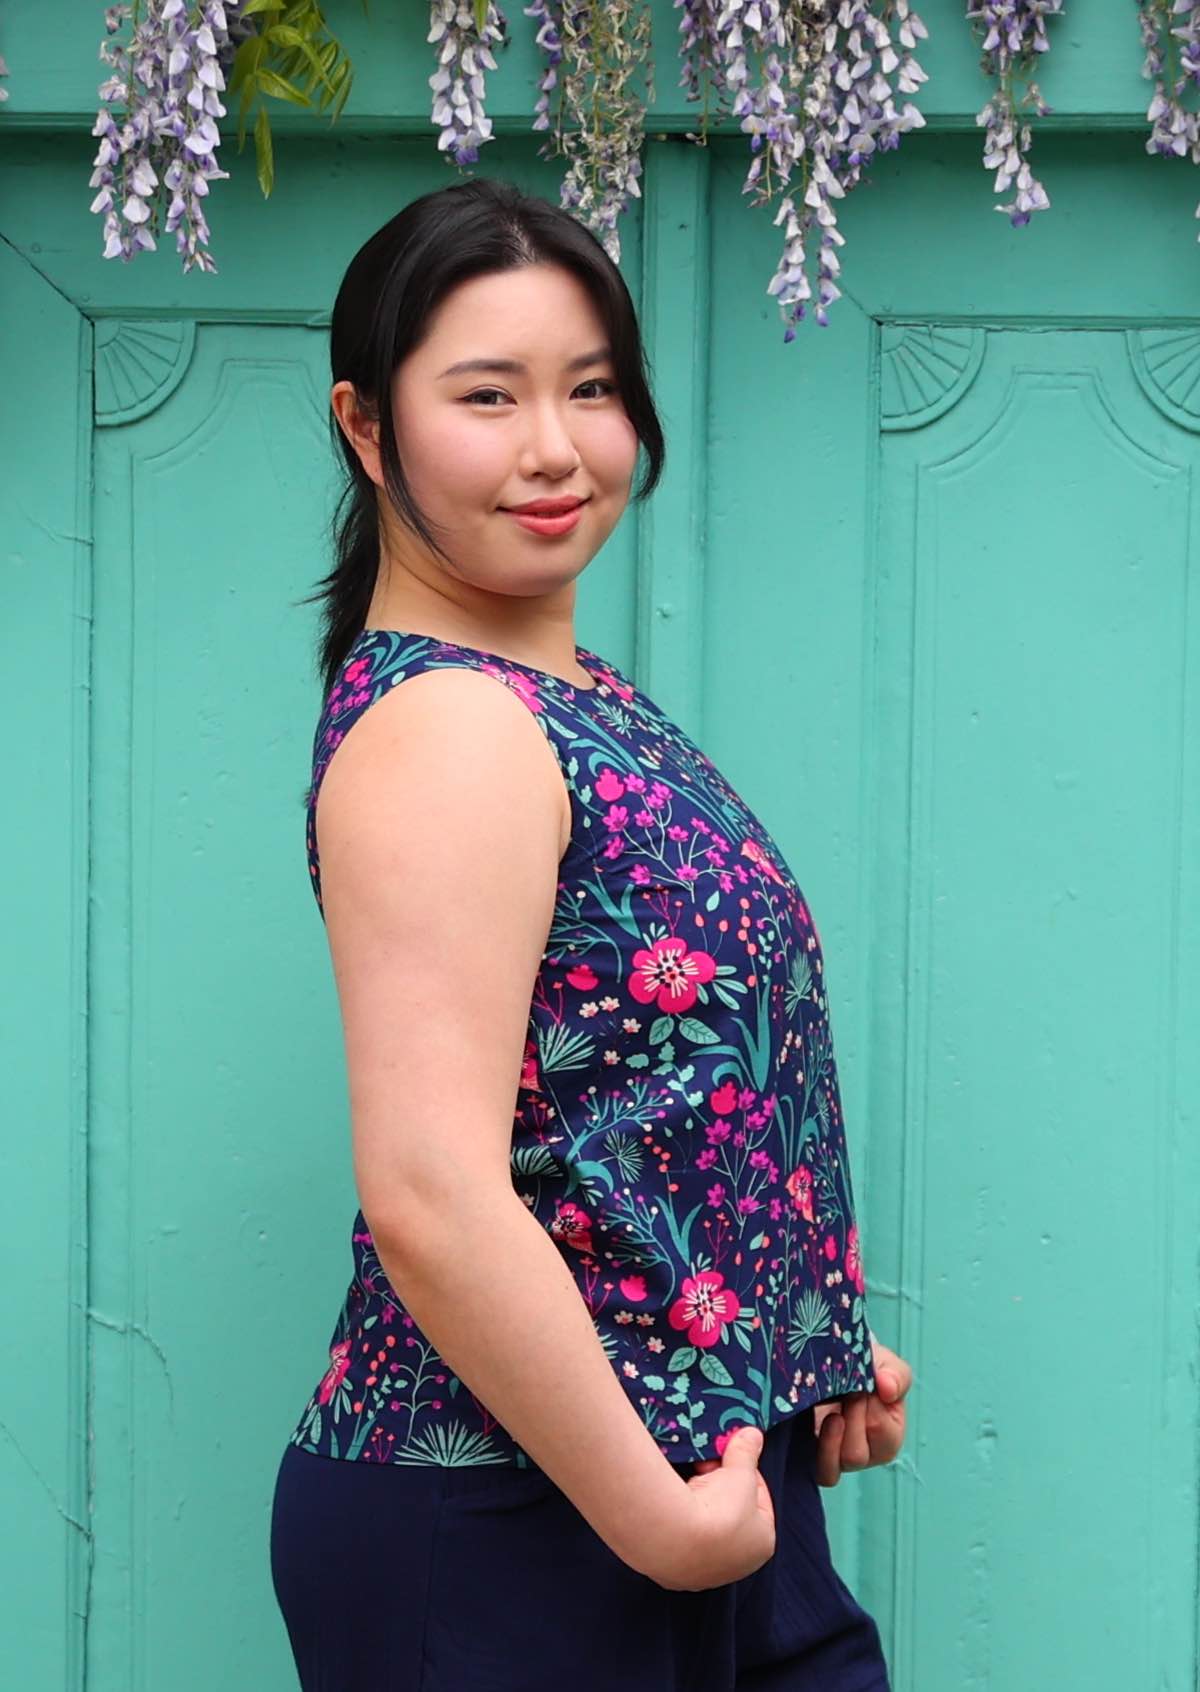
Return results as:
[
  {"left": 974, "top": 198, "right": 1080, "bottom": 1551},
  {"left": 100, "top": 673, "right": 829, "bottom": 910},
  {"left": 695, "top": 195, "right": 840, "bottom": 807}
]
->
[
  {"left": 811, "top": 1332, "right": 912, "bottom": 1486},
  {"left": 687, "top": 1332, "right": 913, "bottom": 1492}
]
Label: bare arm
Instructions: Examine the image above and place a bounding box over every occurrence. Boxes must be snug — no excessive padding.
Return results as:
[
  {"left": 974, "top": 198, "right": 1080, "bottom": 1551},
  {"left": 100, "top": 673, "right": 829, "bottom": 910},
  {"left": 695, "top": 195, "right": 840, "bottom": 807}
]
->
[{"left": 315, "top": 665, "right": 693, "bottom": 1578}]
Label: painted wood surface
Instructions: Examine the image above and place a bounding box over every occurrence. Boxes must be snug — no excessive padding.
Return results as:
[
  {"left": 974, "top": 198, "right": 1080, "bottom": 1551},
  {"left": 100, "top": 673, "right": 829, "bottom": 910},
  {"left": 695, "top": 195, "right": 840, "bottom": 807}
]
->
[{"left": 2, "top": 5, "right": 1198, "bottom": 1687}]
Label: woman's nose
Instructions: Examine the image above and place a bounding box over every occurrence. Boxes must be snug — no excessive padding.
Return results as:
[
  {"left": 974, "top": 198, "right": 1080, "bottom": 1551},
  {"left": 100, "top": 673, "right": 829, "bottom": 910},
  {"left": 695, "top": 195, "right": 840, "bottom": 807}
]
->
[{"left": 521, "top": 402, "right": 581, "bottom": 471}]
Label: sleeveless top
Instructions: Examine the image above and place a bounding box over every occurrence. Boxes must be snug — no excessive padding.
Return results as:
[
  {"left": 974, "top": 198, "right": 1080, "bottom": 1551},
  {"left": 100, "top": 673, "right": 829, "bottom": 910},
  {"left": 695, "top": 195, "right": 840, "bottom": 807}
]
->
[{"left": 287, "top": 626, "right": 877, "bottom": 1468}]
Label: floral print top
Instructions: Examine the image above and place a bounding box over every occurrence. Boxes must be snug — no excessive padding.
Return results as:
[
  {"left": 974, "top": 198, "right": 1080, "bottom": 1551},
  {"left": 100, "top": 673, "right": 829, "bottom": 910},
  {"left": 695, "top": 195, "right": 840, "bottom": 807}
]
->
[{"left": 288, "top": 627, "right": 876, "bottom": 1468}]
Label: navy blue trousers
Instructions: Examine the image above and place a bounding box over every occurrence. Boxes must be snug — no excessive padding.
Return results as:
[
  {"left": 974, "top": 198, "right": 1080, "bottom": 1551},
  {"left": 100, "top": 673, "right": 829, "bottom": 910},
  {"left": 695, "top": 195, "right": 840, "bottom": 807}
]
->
[{"left": 270, "top": 1406, "right": 891, "bottom": 1692}]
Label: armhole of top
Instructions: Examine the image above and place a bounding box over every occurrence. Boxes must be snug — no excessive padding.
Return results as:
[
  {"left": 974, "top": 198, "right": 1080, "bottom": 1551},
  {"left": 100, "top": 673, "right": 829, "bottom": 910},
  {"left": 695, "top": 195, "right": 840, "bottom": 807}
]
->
[{"left": 310, "top": 661, "right": 581, "bottom": 878}]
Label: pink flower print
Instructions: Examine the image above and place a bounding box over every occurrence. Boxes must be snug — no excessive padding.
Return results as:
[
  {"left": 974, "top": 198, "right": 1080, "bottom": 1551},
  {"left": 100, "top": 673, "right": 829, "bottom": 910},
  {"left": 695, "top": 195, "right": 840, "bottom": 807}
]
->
[
  {"left": 344, "top": 658, "right": 369, "bottom": 684},
  {"left": 846, "top": 1223, "right": 865, "bottom": 1294},
  {"left": 695, "top": 1147, "right": 718, "bottom": 1170},
  {"left": 628, "top": 937, "right": 717, "bottom": 1013},
  {"left": 620, "top": 1274, "right": 648, "bottom": 1302},
  {"left": 823, "top": 1235, "right": 838, "bottom": 1260},
  {"left": 604, "top": 803, "right": 629, "bottom": 832},
  {"left": 593, "top": 665, "right": 635, "bottom": 702},
  {"left": 706, "top": 1181, "right": 726, "bottom": 1208},
  {"left": 518, "top": 1036, "right": 543, "bottom": 1093},
  {"left": 785, "top": 1164, "right": 815, "bottom": 1222},
  {"left": 625, "top": 773, "right": 647, "bottom": 793},
  {"left": 710, "top": 1079, "right": 739, "bottom": 1115},
  {"left": 595, "top": 768, "right": 626, "bottom": 802},
  {"left": 566, "top": 963, "right": 599, "bottom": 991},
  {"left": 740, "top": 837, "right": 787, "bottom": 886},
  {"left": 480, "top": 663, "right": 543, "bottom": 712},
  {"left": 317, "top": 1340, "right": 351, "bottom": 1405},
  {"left": 668, "top": 1270, "right": 740, "bottom": 1348},
  {"left": 550, "top": 1199, "right": 595, "bottom": 1254},
  {"left": 714, "top": 1423, "right": 756, "bottom": 1458}
]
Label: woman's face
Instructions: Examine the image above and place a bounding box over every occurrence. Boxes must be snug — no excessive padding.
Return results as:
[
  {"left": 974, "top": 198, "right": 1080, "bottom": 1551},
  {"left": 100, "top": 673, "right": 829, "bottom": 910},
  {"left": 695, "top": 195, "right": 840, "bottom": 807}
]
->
[{"left": 342, "top": 261, "right": 641, "bottom": 605}]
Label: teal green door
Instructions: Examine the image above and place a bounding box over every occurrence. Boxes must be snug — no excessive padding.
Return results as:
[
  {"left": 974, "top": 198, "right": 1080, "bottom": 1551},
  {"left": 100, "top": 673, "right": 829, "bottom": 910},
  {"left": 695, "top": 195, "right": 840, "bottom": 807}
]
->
[{"left": 3, "top": 115, "right": 1197, "bottom": 1692}]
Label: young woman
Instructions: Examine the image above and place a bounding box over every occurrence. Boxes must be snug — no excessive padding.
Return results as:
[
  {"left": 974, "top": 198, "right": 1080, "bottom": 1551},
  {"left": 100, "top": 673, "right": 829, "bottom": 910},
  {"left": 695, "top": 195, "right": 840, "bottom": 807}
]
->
[{"left": 269, "top": 175, "right": 911, "bottom": 1692}]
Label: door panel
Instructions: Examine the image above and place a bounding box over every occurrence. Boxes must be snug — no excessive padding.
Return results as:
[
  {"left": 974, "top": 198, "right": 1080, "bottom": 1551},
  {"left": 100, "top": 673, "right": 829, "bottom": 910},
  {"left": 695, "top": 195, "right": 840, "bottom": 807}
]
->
[
  {"left": 706, "top": 130, "right": 1200, "bottom": 1690},
  {"left": 0, "top": 240, "right": 92, "bottom": 1692}
]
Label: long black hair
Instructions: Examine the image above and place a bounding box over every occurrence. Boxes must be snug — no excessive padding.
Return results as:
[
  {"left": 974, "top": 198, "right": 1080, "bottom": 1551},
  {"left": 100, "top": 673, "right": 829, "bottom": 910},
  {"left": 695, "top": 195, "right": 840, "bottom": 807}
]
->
[{"left": 296, "top": 177, "right": 667, "bottom": 703}]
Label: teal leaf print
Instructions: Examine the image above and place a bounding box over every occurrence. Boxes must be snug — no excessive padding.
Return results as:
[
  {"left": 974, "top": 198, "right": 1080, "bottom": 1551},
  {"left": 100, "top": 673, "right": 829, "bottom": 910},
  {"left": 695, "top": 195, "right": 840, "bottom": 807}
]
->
[
  {"left": 649, "top": 1015, "right": 674, "bottom": 1045},
  {"left": 678, "top": 1017, "right": 721, "bottom": 1046},
  {"left": 774, "top": 1394, "right": 795, "bottom": 1414},
  {"left": 511, "top": 1143, "right": 563, "bottom": 1180},
  {"left": 538, "top": 1022, "right": 595, "bottom": 1073},
  {"left": 787, "top": 1287, "right": 833, "bottom": 1357},
  {"left": 602, "top": 1131, "right": 645, "bottom": 1182},
  {"left": 642, "top": 1375, "right": 667, "bottom": 1390},
  {"left": 568, "top": 1158, "right": 615, "bottom": 1200},
  {"left": 699, "top": 1351, "right": 734, "bottom": 1386},
  {"left": 401, "top": 1420, "right": 514, "bottom": 1466},
  {"left": 785, "top": 950, "right": 813, "bottom": 1015},
  {"left": 668, "top": 1345, "right": 698, "bottom": 1372}
]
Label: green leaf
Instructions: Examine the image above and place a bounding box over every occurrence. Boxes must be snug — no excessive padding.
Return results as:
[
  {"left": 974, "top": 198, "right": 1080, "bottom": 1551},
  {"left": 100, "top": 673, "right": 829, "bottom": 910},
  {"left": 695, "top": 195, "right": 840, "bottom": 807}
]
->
[
  {"left": 649, "top": 1015, "right": 673, "bottom": 1046},
  {"left": 698, "top": 1350, "right": 733, "bottom": 1386},
  {"left": 705, "top": 890, "right": 721, "bottom": 911},
  {"left": 774, "top": 1394, "right": 794, "bottom": 1414},
  {"left": 255, "top": 68, "right": 314, "bottom": 107},
  {"left": 572, "top": 1157, "right": 614, "bottom": 1193},
  {"left": 473, "top": 0, "right": 489, "bottom": 32},
  {"left": 254, "top": 105, "right": 274, "bottom": 197},
  {"left": 678, "top": 1016, "right": 720, "bottom": 1045},
  {"left": 641, "top": 1374, "right": 666, "bottom": 1391},
  {"left": 667, "top": 1345, "right": 698, "bottom": 1373}
]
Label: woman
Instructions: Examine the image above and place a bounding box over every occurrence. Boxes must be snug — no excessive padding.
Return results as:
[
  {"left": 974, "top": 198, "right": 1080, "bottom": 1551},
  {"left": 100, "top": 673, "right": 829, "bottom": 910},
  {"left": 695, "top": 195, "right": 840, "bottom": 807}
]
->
[{"left": 270, "top": 175, "right": 911, "bottom": 1691}]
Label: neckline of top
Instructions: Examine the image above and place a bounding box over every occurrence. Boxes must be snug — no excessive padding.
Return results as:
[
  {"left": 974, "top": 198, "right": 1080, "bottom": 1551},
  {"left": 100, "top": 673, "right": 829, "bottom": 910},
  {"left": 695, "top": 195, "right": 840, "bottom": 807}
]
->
[{"left": 350, "top": 626, "right": 620, "bottom": 697}]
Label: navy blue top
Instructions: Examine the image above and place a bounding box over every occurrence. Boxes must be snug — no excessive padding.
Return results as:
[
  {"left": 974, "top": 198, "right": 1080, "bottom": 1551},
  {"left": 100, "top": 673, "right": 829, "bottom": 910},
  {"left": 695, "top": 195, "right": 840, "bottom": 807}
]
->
[{"left": 288, "top": 628, "right": 877, "bottom": 1467}]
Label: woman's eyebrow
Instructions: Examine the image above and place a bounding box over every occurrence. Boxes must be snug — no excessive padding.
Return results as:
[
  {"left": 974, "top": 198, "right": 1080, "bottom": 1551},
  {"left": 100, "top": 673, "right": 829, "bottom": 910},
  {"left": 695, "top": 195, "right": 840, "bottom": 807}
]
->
[{"left": 437, "top": 347, "right": 613, "bottom": 379}]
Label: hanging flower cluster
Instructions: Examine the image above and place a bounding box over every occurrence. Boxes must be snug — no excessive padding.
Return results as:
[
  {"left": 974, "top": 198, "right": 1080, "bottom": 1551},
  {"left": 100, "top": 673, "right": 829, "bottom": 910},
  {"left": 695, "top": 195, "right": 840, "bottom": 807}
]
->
[
  {"left": 522, "top": 0, "right": 652, "bottom": 262},
  {"left": 0, "top": 2, "right": 1182, "bottom": 332},
  {"left": 427, "top": 0, "right": 508, "bottom": 166},
  {"left": 1138, "top": 0, "right": 1200, "bottom": 238},
  {"left": 966, "top": 0, "right": 1064, "bottom": 226},
  {"left": 689, "top": 0, "right": 930, "bottom": 337},
  {"left": 90, "top": 0, "right": 244, "bottom": 269}
]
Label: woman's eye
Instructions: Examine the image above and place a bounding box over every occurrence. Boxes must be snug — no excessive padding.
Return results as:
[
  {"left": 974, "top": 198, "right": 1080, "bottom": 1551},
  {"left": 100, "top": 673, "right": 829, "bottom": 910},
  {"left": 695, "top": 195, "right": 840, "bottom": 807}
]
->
[{"left": 463, "top": 379, "right": 617, "bottom": 407}]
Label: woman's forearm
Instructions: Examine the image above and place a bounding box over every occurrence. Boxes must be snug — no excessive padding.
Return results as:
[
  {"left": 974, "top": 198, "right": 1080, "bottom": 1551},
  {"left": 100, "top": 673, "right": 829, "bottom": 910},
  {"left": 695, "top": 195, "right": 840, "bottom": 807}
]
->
[{"left": 369, "top": 1181, "right": 690, "bottom": 1576}]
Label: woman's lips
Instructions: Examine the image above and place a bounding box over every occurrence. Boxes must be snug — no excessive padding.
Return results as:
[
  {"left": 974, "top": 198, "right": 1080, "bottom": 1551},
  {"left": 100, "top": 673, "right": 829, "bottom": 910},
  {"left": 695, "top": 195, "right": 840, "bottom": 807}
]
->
[{"left": 503, "top": 503, "right": 586, "bottom": 536}]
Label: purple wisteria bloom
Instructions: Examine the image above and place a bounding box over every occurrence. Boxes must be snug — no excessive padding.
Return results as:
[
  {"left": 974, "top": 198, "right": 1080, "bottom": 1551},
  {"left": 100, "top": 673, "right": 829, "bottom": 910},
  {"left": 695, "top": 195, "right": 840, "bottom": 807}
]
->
[
  {"left": 1139, "top": 0, "right": 1200, "bottom": 238},
  {"left": 428, "top": 0, "right": 507, "bottom": 166},
  {"left": 524, "top": 0, "right": 650, "bottom": 263},
  {"left": 90, "top": 0, "right": 244, "bottom": 270},
  {"left": 681, "top": 0, "right": 928, "bottom": 338},
  {"left": 967, "top": 0, "right": 1062, "bottom": 227}
]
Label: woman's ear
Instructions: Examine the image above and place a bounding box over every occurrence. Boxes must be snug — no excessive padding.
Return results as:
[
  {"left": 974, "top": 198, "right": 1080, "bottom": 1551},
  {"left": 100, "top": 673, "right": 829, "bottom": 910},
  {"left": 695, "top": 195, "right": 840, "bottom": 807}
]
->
[{"left": 331, "top": 380, "right": 383, "bottom": 489}]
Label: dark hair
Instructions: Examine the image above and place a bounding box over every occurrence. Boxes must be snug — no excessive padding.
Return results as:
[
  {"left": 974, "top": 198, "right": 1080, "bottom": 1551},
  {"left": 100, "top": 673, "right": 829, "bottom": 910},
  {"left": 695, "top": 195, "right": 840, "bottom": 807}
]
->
[{"left": 294, "top": 177, "right": 667, "bottom": 702}]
